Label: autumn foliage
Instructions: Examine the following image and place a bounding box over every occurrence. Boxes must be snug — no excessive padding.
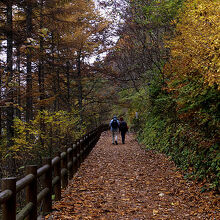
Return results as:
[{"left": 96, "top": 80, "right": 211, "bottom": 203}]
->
[
  {"left": 0, "top": 0, "right": 111, "bottom": 177},
  {"left": 111, "top": 0, "right": 219, "bottom": 190},
  {"left": 166, "top": 0, "right": 220, "bottom": 88},
  {"left": 161, "top": 0, "right": 220, "bottom": 189}
]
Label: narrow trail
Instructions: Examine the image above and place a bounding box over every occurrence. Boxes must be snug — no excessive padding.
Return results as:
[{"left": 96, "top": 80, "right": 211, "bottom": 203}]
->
[{"left": 46, "top": 132, "right": 219, "bottom": 219}]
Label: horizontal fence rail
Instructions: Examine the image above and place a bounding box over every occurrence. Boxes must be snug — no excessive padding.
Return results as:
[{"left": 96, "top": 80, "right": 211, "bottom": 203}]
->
[{"left": 0, "top": 124, "right": 108, "bottom": 220}]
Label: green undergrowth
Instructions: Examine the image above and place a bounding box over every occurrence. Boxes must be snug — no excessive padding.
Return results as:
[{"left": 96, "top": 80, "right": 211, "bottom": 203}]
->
[
  {"left": 123, "top": 77, "right": 220, "bottom": 192},
  {"left": 136, "top": 84, "right": 220, "bottom": 191},
  {"left": 138, "top": 114, "right": 220, "bottom": 191}
]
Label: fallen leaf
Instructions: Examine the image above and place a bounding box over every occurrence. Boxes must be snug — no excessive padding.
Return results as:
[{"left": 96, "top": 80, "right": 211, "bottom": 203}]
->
[{"left": 153, "top": 209, "right": 159, "bottom": 215}]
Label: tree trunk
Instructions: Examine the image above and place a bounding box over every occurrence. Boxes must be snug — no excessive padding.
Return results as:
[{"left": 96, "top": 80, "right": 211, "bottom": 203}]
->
[
  {"left": 38, "top": 0, "right": 45, "bottom": 111},
  {"left": 0, "top": 65, "right": 2, "bottom": 138},
  {"left": 56, "top": 35, "right": 61, "bottom": 111},
  {"left": 51, "top": 31, "right": 57, "bottom": 111},
  {"left": 26, "top": 0, "right": 33, "bottom": 122},
  {"left": 6, "top": 0, "right": 15, "bottom": 175},
  {"left": 66, "top": 61, "right": 70, "bottom": 112},
  {"left": 77, "top": 50, "right": 83, "bottom": 121},
  {"left": 38, "top": 0, "right": 45, "bottom": 153},
  {"left": 6, "top": 0, "right": 14, "bottom": 147},
  {"left": 16, "top": 45, "right": 21, "bottom": 119}
]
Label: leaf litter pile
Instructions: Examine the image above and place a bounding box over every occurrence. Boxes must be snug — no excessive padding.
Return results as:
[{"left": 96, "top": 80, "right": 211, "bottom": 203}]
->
[{"left": 45, "top": 131, "right": 219, "bottom": 219}]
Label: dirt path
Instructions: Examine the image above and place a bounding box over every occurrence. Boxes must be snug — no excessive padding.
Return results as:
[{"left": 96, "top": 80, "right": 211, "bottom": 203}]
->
[{"left": 46, "top": 131, "right": 219, "bottom": 219}]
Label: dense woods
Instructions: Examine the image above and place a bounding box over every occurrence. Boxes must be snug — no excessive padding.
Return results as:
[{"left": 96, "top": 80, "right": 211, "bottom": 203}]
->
[
  {"left": 107, "top": 0, "right": 219, "bottom": 191},
  {"left": 0, "top": 0, "right": 113, "bottom": 177},
  {"left": 0, "top": 0, "right": 219, "bottom": 193}
]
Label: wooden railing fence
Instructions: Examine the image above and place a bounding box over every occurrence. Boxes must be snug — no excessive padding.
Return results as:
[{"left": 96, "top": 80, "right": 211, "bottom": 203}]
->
[{"left": 0, "top": 124, "right": 108, "bottom": 220}]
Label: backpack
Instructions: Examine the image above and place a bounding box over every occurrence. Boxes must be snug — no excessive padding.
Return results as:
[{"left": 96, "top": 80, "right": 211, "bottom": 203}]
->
[
  {"left": 120, "top": 121, "right": 128, "bottom": 132},
  {"left": 111, "top": 119, "right": 118, "bottom": 129}
]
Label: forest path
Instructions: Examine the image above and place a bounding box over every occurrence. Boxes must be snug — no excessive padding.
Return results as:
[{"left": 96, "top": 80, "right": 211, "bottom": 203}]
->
[{"left": 45, "top": 131, "right": 219, "bottom": 219}]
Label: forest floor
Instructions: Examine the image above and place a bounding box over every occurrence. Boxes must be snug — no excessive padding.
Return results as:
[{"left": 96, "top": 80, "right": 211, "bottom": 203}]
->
[{"left": 45, "top": 131, "right": 220, "bottom": 219}]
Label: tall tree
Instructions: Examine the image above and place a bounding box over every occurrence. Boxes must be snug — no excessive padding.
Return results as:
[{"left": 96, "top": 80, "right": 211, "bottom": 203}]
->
[
  {"left": 76, "top": 50, "right": 83, "bottom": 120},
  {"left": 38, "top": 0, "right": 45, "bottom": 111},
  {"left": 6, "top": 0, "right": 14, "bottom": 147},
  {"left": 25, "top": 0, "right": 33, "bottom": 122}
]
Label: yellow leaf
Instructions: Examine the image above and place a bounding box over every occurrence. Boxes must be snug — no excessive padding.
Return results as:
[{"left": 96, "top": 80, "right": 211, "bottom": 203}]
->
[{"left": 153, "top": 209, "right": 159, "bottom": 215}]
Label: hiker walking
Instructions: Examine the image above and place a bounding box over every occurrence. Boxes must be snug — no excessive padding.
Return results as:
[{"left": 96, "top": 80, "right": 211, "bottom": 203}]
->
[
  {"left": 109, "top": 116, "right": 120, "bottom": 145},
  {"left": 119, "top": 117, "right": 128, "bottom": 144}
]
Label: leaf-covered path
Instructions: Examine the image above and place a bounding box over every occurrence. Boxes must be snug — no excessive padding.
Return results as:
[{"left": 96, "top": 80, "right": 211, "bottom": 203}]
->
[{"left": 46, "top": 132, "right": 219, "bottom": 219}]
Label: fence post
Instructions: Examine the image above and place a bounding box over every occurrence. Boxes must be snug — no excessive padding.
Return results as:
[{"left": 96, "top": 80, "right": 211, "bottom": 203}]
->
[
  {"left": 54, "top": 152, "right": 61, "bottom": 201},
  {"left": 67, "top": 147, "right": 73, "bottom": 180},
  {"left": 1, "top": 177, "right": 16, "bottom": 220},
  {"left": 76, "top": 140, "right": 80, "bottom": 168},
  {"left": 42, "top": 158, "right": 52, "bottom": 214},
  {"left": 90, "top": 132, "right": 95, "bottom": 148},
  {"left": 79, "top": 139, "right": 84, "bottom": 164},
  {"left": 61, "top": 151, "right": 68, "bottom": 188},
  {"left": 26, "top": 165, "right": 37, "bottom": 220},
  {"left": 88, "top": 133, "right": 91, "bottom": 152},
  {"left": 83, "top": 135, "right": 88, "bottom": 158},
  {"left": 86, "top": 133, "right": 91, "bottom": 154},
  {"left": 83, "top": 136, "right": 88, "bottom": 160},
  {"left": 79, "top": 139, "right": 83, "bottom": 163},
  {"left": 72, "top": 144, "right": 78, "bottom": 174}
]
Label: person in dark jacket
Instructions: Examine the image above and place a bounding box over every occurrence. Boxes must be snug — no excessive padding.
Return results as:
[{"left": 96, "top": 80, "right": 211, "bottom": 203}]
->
[
  {"left": 119, "top": 117, "right": 128, "bottom": 144},
  {"left": 109, "top": 116, "right": 120, "bottom": 145}
]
